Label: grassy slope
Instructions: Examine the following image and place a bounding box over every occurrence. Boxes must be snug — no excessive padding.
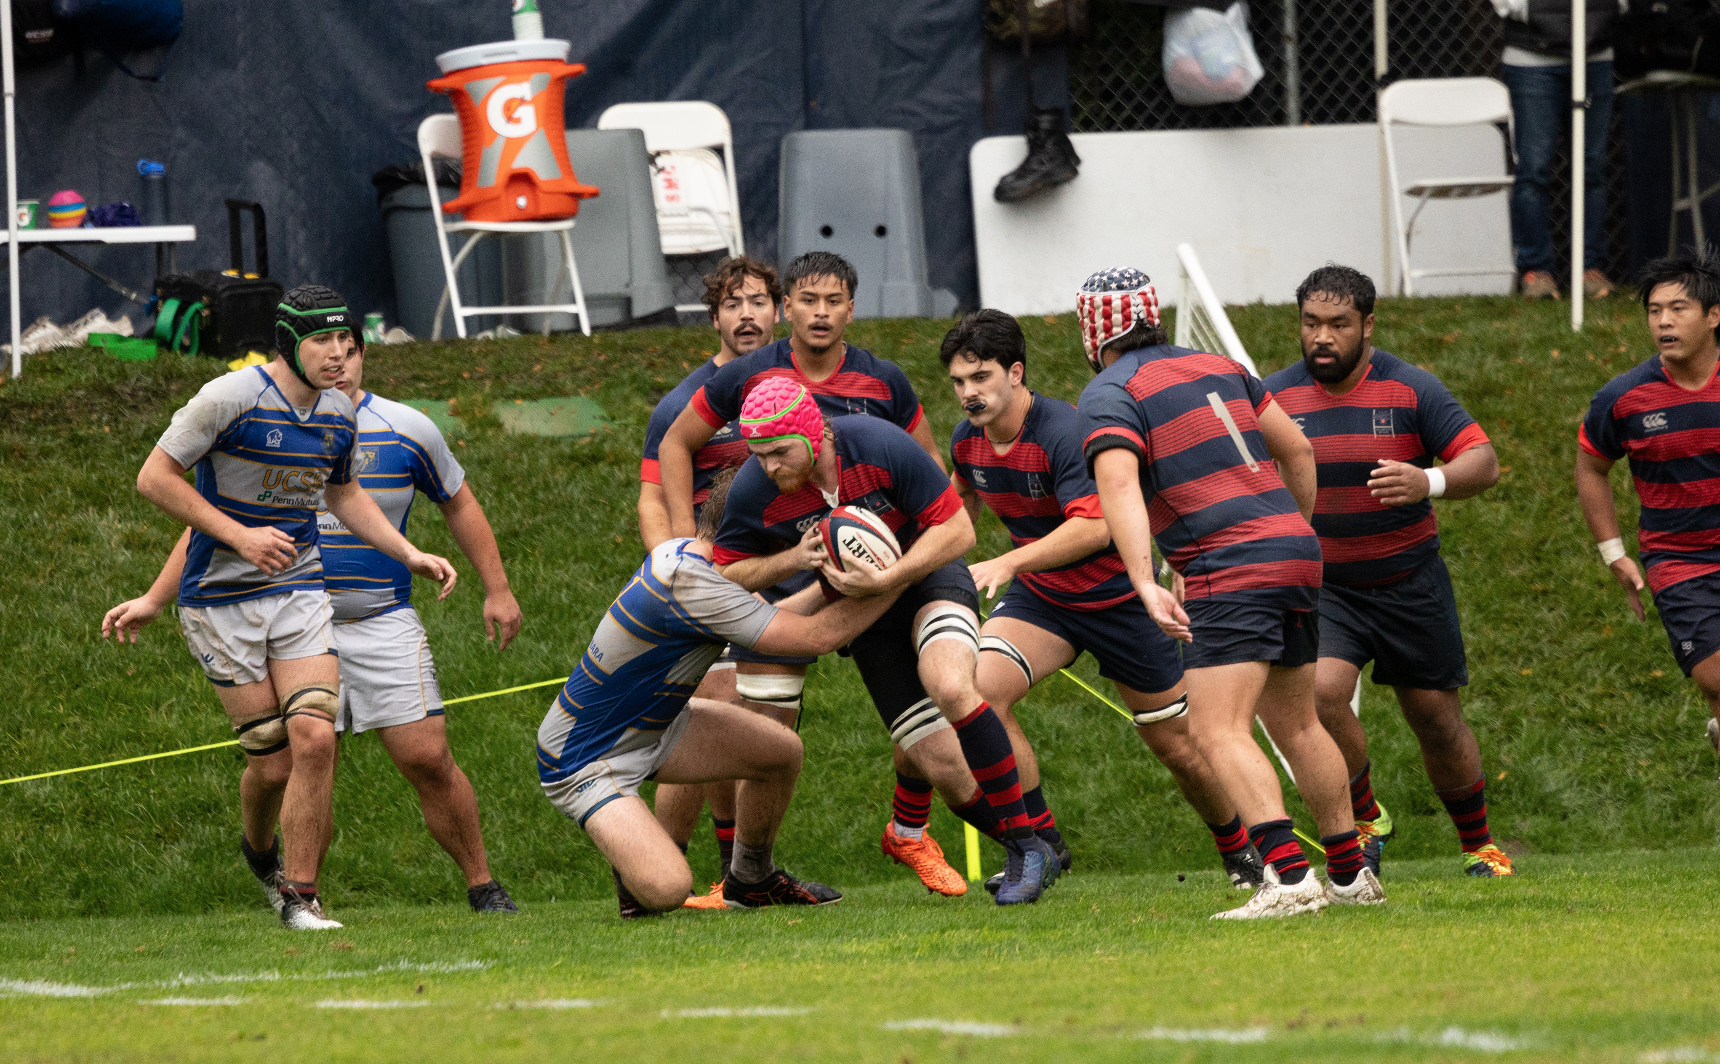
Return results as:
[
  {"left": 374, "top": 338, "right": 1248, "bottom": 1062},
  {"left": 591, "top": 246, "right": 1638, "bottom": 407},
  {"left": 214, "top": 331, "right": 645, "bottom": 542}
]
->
[
  {"left": 1, "top": 295, "right": 1716, "bottom": 920},
  {"left": 1, "top": 851, "right": 1718, "bottom": 1063}
]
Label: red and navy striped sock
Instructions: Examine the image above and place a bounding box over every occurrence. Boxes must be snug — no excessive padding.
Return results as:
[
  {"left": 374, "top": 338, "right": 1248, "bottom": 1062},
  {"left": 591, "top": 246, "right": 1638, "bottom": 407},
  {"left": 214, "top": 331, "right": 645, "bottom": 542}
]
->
[
  {"left": 1205, "top": 815, "right": 1250, "bottom": 856},
  {"left": 952, "top": 702, "right": 1031, "bottom": 835},
  {"left": 1436, "top": 777, "right": 1492, "bottom": 853},
  {"left": 1350, "top": 760, "right": 1382, "bottom": 822},
  {"left": 892, "top": 773, "right": 933, "bottom": 835},
  {"left": 949, "top": 788, "right": 1003, "bottom": 840},
  {"left": 1322, "top": 829, "right": 1364, "bottom": 887},
  {"left": 1022, "top": 784, "right": 1054, "bottom": 829},
  {"left": 711, "top": 817, "right": 736, "bottom": 872},
  {"left": 1247, "top": 819, "right": 1310, "bottom": 885}
]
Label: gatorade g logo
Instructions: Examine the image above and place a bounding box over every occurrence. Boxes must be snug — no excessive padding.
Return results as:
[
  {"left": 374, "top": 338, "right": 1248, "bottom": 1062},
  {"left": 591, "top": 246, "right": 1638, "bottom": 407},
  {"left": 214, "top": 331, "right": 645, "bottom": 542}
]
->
[
  {"left": 1643, "top": 411, "right": 1669, "bottom": 431},
  {"left": 487, "top": 82, "right": 538, "bottom": 139}
]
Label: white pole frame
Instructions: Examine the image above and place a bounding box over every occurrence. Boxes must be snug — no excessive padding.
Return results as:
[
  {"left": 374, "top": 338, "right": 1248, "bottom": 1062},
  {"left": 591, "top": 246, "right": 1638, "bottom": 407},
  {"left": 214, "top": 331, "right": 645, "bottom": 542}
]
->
[
  {"left": 4, "top": 0, "right": 20, "bottom": 378},
  {"left": 1571, "top": 0, "right": 1585, "bottom": 333},
  {"left": 1375, "top": 0, "right": 1390, "bottom": 294}
]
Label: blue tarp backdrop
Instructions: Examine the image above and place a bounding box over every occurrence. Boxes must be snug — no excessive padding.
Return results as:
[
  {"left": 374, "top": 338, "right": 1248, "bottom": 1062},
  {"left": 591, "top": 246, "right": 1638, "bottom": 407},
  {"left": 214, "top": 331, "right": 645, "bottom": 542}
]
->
[{"left": 10, "top": 0, "right": 1062, "bottom": 331}]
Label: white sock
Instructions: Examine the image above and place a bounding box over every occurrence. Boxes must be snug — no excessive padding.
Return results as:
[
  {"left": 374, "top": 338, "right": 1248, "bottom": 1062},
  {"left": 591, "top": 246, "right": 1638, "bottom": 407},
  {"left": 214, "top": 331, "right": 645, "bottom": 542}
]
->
[{"left": 893, "top": 822, "right": 925, "bottom": 840}]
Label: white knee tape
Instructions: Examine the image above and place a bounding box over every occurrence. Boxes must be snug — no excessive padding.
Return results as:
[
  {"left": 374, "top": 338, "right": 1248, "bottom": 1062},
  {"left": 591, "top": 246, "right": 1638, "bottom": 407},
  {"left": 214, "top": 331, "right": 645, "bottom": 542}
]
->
[
  {"left": 979, "top": 634, "right": 1034, "bottom": 685},
  {"left": 280, "top": 683, "right": 339, "bottom": 726},
  {"left": 1133, "top": 693, "right": 1189, "bottom": 726},
  {"left": 889, "top": 697, "right": 950, "bottom": 749},
  {"left": 234, "top": 714, "right": 288, "bottom": 756},
  {"left": 915, "top": 604, "right": 979, "bottom": 657},
  {"left": 735, "top": 672, "right": 805, "bottom": 711}
]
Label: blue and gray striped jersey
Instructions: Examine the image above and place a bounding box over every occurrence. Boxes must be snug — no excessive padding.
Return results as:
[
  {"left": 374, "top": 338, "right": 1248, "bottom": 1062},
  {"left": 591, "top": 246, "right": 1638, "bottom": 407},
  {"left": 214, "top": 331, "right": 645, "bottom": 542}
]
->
[
  {"left": 155, "top": 366, "right": 356, "bottom": 609},
  {"left": 536, "top": 539, "right": 778, "bottom": 784},
  {"left": 316, "top": 393, "right": 465, "bottom": 621}
]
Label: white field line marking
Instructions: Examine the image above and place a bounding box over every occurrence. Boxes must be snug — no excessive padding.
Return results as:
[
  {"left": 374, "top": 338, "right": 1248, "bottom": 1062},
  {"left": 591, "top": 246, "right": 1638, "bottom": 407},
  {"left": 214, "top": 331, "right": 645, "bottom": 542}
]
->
[
  {"left": 1134, "top": 1026, "right": 1271, "bottom": 1043},
  {"left": 0, "top": 959, "right": 491, "bottom": 997},
  {"left": 1375, "top": 1026, "right": 1533, "bottom": 1053},
  {"left": 0, "top": 978, "right": 110, "bottom": 998},
  {"left": 883, "top": 1019, "right": 1020, "bottom": 1037},
  {"left": 663, "top": 1006, "right": 813, "bottom": 1018},
  {"left": 512, "top": 999, "right": 601, "bottom": 1009},
  {"left": 141, "top": 997, "right": 248, "bottom": 1007},
  {"left": 315, "top": 999, "right": 432, "bottom": 1010},
  {"left": 1641, "top": 1049, "right": 1720, "bottom": 1063}
]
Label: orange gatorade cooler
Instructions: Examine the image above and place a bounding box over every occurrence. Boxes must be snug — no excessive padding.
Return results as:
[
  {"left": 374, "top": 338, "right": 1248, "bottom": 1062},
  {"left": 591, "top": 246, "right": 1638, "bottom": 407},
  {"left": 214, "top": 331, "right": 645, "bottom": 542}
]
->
[{"left": 428, "top": 39, "right": 598, "bottom": 223}]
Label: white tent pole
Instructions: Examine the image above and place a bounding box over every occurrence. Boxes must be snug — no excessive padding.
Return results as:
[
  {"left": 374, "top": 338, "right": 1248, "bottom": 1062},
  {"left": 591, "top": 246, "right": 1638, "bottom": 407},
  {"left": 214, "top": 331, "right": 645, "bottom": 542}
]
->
[
  {"left": 1571, "top": 0, "right": 1585, "bottom": 333},
  {"left": 3, "top": 0, "right": 20, "bottom": 378},
  {"left": 1376, "top": 0, "right": 1390, "bottom": 292}
]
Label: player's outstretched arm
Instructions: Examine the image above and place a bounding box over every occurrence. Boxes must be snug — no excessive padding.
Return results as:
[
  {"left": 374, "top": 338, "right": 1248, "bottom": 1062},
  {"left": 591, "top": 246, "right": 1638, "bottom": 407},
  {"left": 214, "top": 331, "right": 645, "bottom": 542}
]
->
[
  {"left": 102, "top": 527, "right": 190, "bottom": 643},
  {"left": 324, "top": 480, "right": 458, "bottom": 601},
  {"left": 822, "top": 506, "right": 977, "bottom": 599},
  {"left": 1369, "top": 443, "right": 1500, "bottom": 506},
  {"left": 717, "top": 525, "right": 828, "bottom": 592},
  {"left": 1574, "top": 449, "right": 1646, "bottom": 621},
  {"left": 136, "top": 448, "right": 297, "bottom": 575},
  {"left": 1257, "top": 399, "right": 1317, "bottom": 522},
  {"left": 638, "top": 481, "right": 674, "bottom": 552},
  {"left": 752, "top": 585, "right": 906, "bottom": 657},
  {"left": 659, "top": 407, "right": 721, "bottom": 539},
  {"left": 970, "top": 516, "right": 1111, "bottom": 601},
  {"left": 437, "top": 483, "right": 522, "bottom": 650},
  {"left": 1093, "top": 448, "right": 1190, "bottom": 642}
]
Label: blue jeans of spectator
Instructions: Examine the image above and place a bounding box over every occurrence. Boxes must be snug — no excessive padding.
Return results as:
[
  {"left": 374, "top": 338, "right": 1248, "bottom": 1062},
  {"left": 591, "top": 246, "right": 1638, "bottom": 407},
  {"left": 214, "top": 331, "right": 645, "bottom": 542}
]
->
[{"left": 1502, "top": 60, "right": 1613, "bottom": 275}]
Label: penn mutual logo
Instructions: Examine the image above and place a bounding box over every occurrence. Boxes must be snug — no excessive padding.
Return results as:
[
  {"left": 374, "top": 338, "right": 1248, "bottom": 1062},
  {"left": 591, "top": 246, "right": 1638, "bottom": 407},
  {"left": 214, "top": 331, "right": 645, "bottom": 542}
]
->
[{"left": 1642, "top": 411, "right": 1669, "bottom": 432}]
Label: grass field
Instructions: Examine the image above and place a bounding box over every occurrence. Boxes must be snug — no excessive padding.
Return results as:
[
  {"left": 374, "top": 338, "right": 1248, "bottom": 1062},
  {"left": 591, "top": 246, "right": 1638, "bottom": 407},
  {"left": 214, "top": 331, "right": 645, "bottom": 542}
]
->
[
  {"left": 5, "top": 292, "right": 1720, "bottom": 1057},
  {"left": 3, "top": 850, "right": 1719, "bottom": 1063}
]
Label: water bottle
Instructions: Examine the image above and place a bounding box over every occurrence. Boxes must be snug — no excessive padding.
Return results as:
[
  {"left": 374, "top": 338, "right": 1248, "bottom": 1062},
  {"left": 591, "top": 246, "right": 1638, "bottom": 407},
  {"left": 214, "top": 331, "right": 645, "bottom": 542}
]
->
[
  {"left": 138, "top": 160, "right": 167, "bottom": 226},
  {"left": 512, "top": 0, "right": 543, "bottom": 40}
]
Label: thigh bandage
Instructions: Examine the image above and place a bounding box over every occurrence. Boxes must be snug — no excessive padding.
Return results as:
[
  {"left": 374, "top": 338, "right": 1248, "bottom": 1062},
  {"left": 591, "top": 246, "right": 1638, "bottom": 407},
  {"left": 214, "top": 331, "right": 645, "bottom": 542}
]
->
[
  {"left": 979, "top": 634, "right": 1035, "bottom": 685},
  {"left": 280, "top": 683, "right": 339, "bottom": 726},
  {"left": 735, "top": 672, "right": 805, "bottom": 713},
  {"left": 1132, "top": 692, "right": 1189, "bottom": 726},
  {"left": 914, "top": 604, "right": 980, "bottom": 657},
  {"left": 888, "top": 697, "right": 949, "bottom": 749},
  {"left": 233, "top": 713, "right": 289, "bottom": 756}
]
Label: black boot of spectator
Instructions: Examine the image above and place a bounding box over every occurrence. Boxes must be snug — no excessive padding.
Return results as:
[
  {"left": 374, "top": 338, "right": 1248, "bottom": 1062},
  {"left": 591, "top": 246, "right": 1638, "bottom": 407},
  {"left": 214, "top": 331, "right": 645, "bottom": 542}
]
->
[{"left": 994, "top": 107, "right": 1080, "bottom": 203}]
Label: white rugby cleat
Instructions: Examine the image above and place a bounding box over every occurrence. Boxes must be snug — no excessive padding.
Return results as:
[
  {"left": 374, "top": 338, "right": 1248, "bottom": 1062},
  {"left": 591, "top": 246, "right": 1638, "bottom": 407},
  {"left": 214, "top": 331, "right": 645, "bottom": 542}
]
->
[
  {"left": 280, "top": 886, "right": 343, "bottom": 931},
  {"left": 1210, "top": 866, "right": 1328, "bottom": 920},
  {"left": 1324, "top": 866, "right": 1387, "bottom": 906}
]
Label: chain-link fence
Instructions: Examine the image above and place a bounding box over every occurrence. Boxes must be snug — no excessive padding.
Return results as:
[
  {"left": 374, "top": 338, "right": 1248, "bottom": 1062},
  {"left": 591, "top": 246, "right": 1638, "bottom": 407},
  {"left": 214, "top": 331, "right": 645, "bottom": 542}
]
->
[{"left": 1069, "top": 0, "right": 1630, "bottom": 289}]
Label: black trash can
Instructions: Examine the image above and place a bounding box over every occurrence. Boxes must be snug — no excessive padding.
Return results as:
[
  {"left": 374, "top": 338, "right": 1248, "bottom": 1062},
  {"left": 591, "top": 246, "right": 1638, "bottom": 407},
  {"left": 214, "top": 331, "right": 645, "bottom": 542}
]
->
[{"left": 374, "top": 162, "right": 504, "bottom": 339}]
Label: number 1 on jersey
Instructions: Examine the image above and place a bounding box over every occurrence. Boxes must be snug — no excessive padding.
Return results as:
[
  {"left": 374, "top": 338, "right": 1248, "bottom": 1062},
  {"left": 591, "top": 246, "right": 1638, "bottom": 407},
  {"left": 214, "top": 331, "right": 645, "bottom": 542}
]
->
[{"left": 1205, "top": 391, "right": 1260, "bottom": 473}]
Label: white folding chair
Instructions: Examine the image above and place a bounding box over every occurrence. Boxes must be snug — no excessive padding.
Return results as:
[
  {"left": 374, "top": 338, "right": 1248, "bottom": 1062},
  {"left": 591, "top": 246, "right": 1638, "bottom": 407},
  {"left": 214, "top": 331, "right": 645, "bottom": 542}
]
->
[
  {"left": 597, "top": 101, "right": 744, "bottom": 312},
  {"left": 1379, "top": 77, "right": 1516, "bottom": 296},
  {"left": 417, "top": 114, "right": 592, "bottom": 340}
]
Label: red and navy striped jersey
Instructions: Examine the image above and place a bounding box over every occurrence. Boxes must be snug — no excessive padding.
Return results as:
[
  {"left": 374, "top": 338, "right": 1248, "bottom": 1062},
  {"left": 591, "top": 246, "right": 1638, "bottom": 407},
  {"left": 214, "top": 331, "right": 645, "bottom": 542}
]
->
[
  {"left": 951, "top": 393, "right": 1132, "bottom": 610},
  {"left": 690, "top": 337, "right": 924, "bottom": 437},
  {"left": 714, "top": 415, "right": 962, "bottom": 566},
  {"left": 641, "top": 357, "right": 751, "bottom": 514},
  {"left": 1078, "top": 344, "right": 1321, "bottom": 606},
  {"left": 1580, "top": 355, "right": 1720, "bottom": 593},
  {"left": 1265, "top": 350, "right": 1490, "bottom": 587}
]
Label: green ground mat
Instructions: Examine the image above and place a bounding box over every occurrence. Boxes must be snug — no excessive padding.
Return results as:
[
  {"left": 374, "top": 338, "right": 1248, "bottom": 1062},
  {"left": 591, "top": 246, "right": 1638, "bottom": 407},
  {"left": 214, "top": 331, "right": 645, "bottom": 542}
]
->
[{"left": 496, "top": 395, "right": 610, "bottom": 437}]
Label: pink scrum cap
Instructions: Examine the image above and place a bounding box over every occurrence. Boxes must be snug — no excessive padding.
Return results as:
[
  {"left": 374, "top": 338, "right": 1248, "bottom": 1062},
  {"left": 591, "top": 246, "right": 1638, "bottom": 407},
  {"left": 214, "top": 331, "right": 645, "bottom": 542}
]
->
[{"left": 738, "top": 377, "right": 823, "bottom": 461}]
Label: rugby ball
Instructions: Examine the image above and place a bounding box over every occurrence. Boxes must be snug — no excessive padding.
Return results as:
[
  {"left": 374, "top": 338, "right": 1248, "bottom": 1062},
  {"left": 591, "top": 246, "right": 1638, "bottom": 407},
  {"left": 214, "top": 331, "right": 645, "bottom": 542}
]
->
[{"left": 819, "top": 506, "right": 902, "bottom": 574}]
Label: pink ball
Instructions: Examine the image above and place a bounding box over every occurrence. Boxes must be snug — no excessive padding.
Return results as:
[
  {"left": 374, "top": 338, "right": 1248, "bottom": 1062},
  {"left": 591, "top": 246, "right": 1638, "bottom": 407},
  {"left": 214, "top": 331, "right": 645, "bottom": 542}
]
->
[{"left": 47, "top": 189, "right": 86, "bottom": 228}]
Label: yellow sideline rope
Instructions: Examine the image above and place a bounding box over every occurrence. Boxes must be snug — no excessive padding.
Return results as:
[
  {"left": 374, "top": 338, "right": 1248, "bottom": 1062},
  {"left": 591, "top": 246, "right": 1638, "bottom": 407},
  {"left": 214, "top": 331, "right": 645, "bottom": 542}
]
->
[{"left": 0, "top": 676, "right": 571, "bottom": 788}]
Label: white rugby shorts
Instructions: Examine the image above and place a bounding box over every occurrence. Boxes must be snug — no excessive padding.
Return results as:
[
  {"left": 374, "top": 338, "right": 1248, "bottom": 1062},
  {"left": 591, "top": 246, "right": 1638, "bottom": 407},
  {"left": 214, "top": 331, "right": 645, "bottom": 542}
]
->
[
  {"left": 540, "top": 709, "right": 693, "bottom": 827},
  {"left": 179, "top": 590, "right": 335, "bottom": 688},
  {"left": 331, "top": 607, "right": 445, "bottom": 734}
]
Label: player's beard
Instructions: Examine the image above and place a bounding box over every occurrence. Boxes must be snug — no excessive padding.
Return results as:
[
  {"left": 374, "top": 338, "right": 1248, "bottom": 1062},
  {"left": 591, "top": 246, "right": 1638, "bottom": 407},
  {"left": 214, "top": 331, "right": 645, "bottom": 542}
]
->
[
  {"left": 1302, "top": 335, "right": 1365, "bottom": 383},
  {"left": 723, "top": 320, "right": 768, "bottom": 355}
]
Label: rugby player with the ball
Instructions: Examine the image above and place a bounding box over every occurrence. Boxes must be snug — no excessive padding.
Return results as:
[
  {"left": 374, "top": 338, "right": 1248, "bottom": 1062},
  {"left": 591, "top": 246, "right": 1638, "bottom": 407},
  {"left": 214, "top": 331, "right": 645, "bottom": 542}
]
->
[{"left": 714, "top": 379, "right": 1063, "bottom": 904}]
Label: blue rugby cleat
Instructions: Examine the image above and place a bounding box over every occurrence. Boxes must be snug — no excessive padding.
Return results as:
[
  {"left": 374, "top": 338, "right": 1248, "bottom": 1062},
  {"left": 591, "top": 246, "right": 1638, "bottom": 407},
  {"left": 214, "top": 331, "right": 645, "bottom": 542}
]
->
[{"left": 994, "top": 834, "right": 1060, "bottom": 906}]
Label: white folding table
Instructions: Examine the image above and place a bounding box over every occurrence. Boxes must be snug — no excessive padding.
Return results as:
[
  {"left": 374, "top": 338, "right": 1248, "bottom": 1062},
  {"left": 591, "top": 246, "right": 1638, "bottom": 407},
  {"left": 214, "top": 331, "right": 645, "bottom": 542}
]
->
[{"left": 0, "top": 225, "right": 197, "bottom": 375}]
